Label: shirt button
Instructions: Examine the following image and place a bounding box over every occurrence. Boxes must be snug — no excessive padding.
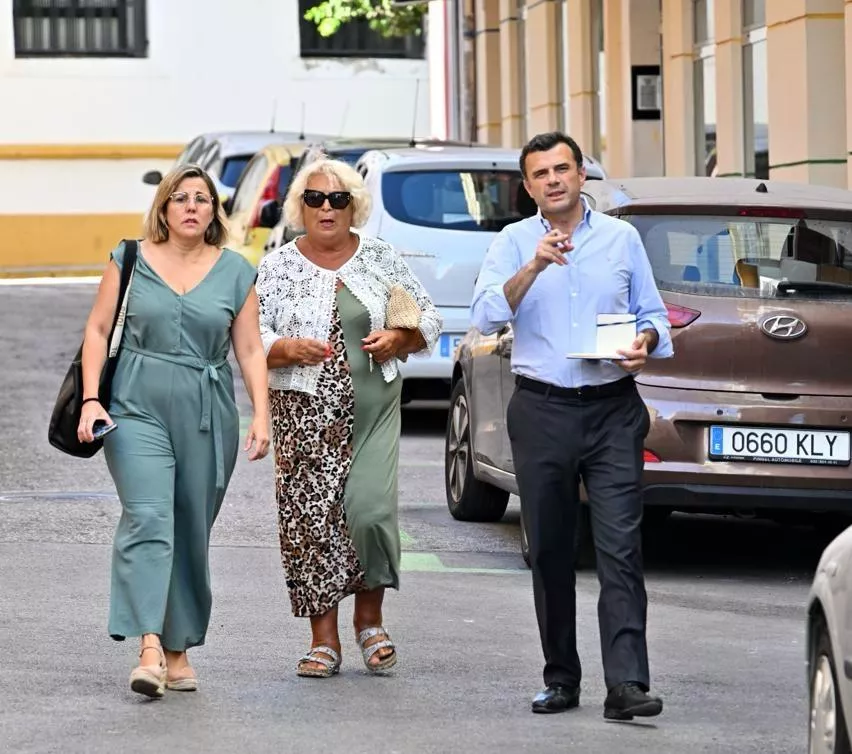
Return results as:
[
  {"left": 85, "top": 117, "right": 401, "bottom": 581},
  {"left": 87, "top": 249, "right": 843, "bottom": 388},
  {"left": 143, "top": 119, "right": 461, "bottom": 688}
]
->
[
  {"left": 571, "top": 291, "right": 577, "bottom": 297},
  {"left": 572, "top": 322, "right": 578, "bottom": 328}
]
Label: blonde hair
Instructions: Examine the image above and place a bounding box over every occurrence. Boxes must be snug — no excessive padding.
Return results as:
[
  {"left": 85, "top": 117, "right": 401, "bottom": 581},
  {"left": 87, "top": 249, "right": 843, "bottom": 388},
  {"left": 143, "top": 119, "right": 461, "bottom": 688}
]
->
[
  {"left": 143, "top": 164, "right": 229, "bottom": 247},
  {"left": 283, "top": 157, "right": 372, "bottom": 231}
]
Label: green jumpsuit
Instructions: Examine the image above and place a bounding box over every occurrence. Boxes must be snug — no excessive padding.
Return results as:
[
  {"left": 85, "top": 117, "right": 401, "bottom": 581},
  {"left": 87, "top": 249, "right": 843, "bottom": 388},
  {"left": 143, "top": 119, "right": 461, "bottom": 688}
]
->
[{"left": 103, "top": 242, "right": 257, "bottom": 651}]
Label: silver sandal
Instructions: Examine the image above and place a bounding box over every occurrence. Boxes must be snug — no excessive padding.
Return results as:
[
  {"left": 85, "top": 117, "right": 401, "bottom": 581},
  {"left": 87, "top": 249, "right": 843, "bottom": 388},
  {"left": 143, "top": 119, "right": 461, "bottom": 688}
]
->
[
  {"left": 356, "top": 627, "right": 398, "bottom": 672},
  {"left": 296, "top": 646, "right": 341, "bottom": 678}
]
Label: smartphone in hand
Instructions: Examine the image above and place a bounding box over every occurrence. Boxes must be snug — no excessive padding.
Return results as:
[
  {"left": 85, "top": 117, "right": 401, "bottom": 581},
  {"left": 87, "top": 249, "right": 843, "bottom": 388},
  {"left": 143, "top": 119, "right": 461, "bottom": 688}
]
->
[{"left": 92, "top": 420, "right": 117, "bottom": 440}]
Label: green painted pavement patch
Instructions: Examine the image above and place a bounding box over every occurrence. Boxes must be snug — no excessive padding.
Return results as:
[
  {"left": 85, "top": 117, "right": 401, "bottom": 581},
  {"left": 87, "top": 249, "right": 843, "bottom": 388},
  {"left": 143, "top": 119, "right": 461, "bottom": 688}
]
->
[{"left": 401, "top": 551, "right": 525, "bottom": 574}]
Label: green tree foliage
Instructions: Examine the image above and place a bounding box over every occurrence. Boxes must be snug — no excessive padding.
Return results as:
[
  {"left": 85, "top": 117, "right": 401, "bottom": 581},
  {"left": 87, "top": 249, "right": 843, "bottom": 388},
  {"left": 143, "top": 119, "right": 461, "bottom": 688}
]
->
[{"left": 304, "top": 1, "right": 428, "bottom": 38}]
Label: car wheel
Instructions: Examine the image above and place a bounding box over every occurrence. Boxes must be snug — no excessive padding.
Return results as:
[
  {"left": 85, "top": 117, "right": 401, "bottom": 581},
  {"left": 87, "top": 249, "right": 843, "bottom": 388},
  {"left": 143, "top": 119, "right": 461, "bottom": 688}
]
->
[
  {"left": 445, "top": 380, "right": 509, "bottom": 522},
  {"left": 519, "top": 503, "right": 594, "bottom": 570},
  {"left": 810, "top": 619, "right": 851, "bottom": 754}
]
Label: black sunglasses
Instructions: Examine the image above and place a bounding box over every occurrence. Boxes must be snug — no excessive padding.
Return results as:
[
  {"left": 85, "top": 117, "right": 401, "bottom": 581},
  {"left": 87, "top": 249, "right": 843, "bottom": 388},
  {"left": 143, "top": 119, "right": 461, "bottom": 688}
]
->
[{"left": 303, "top": 189, "right": 352, "bottom": 210}]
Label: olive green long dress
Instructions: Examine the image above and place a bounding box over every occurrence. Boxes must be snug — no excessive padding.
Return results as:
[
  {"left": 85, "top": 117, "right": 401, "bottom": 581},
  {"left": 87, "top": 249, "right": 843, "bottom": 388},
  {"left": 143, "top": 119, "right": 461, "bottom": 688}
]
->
[
  {"left": 270, "top": 285, "right": 403, "bottom": 617},
  {"left": 103, "top": 241, "right": 257, "bottom": 651}
]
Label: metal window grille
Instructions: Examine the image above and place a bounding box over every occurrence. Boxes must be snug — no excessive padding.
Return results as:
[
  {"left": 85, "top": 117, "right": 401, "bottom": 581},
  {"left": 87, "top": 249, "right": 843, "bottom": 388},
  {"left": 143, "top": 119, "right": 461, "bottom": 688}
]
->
[
  {"left": 298, "top": 0, "right": 424, "bottom": 59},
  {"left": 13, "top": 0, "right": 147, "bottom": 58}
]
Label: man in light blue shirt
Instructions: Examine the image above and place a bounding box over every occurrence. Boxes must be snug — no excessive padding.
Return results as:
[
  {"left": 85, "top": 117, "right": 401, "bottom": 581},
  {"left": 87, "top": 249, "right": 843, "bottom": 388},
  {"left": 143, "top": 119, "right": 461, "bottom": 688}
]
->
[
  {"left": 471, "top": 178, "right": 673, "bottom": 384},
  {"left": 471, "top": 132, "right": 672, "bottom": 720}
]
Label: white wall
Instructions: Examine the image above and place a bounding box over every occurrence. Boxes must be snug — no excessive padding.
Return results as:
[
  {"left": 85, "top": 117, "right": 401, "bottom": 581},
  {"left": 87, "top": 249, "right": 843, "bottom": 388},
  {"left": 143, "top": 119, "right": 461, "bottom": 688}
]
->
[{"left": 0, "top": 0, "right": 431, "bottom": 144}]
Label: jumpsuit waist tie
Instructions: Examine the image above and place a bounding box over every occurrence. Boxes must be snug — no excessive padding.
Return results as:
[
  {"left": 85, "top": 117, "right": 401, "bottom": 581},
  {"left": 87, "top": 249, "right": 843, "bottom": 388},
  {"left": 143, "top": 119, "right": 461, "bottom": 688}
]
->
[{"left": 121, "top": 345, "right": 229, "bottom": 490}]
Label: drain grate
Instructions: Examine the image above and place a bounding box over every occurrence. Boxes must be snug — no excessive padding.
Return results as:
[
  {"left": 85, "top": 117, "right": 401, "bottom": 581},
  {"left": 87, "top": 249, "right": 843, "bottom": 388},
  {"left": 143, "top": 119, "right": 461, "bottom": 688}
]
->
[{"left": 0, "top": 491, "right": 118, "bottom": 504}]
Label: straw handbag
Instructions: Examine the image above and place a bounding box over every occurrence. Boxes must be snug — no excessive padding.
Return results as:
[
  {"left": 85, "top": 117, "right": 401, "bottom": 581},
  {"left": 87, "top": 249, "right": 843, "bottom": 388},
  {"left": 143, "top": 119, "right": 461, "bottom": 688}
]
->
[{"left": 385, "top": 284, "right": 421, "bottom": 330}]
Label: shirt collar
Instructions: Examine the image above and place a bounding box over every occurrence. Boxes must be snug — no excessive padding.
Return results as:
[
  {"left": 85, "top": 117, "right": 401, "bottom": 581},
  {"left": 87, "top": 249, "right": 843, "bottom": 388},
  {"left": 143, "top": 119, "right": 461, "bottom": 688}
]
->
[{"left": 535, "top": 195, "right": 593, "bottom": 229}]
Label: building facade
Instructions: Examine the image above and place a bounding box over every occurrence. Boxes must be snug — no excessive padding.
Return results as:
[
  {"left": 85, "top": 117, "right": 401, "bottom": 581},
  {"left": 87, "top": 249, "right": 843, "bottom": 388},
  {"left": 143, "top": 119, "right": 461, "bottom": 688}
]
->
[
  {"left": 464, "top": 0, "right": 852, "bottom": 190},
  {"left": 0, "top": 0, "right": 429, "bottom": 275}
]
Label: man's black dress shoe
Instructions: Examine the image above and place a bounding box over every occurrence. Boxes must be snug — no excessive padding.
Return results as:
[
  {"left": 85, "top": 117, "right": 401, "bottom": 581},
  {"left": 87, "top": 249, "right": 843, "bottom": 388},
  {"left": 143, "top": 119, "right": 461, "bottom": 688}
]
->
[
  {"left": 603, "top": 682, "right": 663, "bottom": 720},
  {"left": 531, "top": 683, "right": 581, "bottom": 714}
]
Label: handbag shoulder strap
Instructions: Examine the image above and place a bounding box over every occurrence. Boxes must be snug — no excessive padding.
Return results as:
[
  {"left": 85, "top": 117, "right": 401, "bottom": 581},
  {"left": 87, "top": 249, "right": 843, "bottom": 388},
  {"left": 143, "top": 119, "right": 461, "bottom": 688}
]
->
[
  {"left": 106, "top": 239, "right": 138, "bottom": 360},
  {"left": 116, "top": 239, "right": 137, "bottom": 313}
]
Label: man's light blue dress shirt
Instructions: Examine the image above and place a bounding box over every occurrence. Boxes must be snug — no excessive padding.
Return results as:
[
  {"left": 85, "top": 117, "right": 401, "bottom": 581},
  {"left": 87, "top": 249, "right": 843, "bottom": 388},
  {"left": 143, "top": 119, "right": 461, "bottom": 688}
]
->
[{"left": 470, "top": 201, "right": 673, "bottom": 388}]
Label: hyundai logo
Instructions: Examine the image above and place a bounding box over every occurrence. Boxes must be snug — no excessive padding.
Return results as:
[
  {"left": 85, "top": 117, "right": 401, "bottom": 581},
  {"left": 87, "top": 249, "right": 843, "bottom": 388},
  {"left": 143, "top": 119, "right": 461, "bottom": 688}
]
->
[{"left": 760, "top": 314, "right": 808, "bottom": 340}]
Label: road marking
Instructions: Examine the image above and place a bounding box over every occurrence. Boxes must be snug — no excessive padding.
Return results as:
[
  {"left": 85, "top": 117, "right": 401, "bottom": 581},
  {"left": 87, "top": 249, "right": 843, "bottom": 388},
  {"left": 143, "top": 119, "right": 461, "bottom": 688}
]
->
[{"left": 401, "top": 552, "right": 525, "bottom": 574}]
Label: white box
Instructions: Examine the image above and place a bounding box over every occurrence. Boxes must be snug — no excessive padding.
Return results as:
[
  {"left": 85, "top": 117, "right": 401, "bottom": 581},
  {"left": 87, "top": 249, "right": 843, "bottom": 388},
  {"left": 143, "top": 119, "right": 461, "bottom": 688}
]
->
[{"left": 566, "top": 313, "right": 637, "bottom": 360}]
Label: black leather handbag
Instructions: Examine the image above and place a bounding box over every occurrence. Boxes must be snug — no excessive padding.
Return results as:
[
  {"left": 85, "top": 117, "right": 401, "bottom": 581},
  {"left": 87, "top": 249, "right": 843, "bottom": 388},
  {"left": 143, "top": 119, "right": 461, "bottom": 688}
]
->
[{"left": 48, "top": 240, "right": 138, "bottom": 458}]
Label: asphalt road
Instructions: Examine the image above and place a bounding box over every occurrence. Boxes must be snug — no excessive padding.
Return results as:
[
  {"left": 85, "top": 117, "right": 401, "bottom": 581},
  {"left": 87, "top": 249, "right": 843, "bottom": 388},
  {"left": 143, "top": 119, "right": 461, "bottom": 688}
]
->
[{"left": 0, "top": 281, "right": 831, "bottom": 753}]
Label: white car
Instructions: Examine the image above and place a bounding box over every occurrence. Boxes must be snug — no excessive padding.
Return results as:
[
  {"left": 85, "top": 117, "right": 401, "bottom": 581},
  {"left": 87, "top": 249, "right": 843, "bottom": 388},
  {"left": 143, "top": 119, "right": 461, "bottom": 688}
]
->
[
  {"left": 807, "top": 524, "right": 852, "bottom": 752},
  {"left": 355, "top": 145, "right": 606, "bottom": 402}
]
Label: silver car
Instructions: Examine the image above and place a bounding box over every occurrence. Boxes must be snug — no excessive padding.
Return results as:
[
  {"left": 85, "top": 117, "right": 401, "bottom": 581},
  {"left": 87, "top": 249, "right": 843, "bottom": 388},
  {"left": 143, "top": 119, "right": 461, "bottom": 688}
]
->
[
  {"left": 142, "top": 130, "right": 330, "bottom": 202},
  {"left": 355, "top": 145, "right": 607, "bottom": 402},
  {"left": 807, "top": 525, "right": 852, "bottom": 753}
]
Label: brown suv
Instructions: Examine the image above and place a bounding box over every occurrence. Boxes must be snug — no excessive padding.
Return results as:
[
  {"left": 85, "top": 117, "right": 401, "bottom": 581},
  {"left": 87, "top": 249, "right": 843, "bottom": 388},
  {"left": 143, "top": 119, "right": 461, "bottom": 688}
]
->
[{"left": 445, "top": 177, "right": 852, "bottom": 562}]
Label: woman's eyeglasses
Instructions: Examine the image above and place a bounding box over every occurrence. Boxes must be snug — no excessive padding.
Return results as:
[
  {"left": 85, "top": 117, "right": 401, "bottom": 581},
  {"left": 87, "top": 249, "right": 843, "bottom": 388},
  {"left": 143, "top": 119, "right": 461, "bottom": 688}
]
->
[
  {"left": 170, "top": 191, "right": 213, "bottom": 207},
  {"left": 303, "top": 190, "right": 352, "bottom": 210}
]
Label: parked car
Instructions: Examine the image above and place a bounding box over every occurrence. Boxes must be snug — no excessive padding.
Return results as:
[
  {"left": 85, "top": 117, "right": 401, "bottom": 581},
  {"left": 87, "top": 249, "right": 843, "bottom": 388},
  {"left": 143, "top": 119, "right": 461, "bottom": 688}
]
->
[
  {"left": 807, "top": 524, "right": 852, "bottom": 754},
  {"left": 446, "top": 176, "right": 852, "bottom": 564},
  {"left": 141, "top": 130, "right": 329, "bottom": 202},
  {"left": 226, "top": 143, "right": 309, "bottom": 266}
]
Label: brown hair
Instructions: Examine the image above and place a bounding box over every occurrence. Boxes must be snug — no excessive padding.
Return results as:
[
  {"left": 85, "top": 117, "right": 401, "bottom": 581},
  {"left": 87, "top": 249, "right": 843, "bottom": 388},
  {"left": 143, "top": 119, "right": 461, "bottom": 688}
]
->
[{"left": 143, "top": 164, "right": 229, "bottom": 246}]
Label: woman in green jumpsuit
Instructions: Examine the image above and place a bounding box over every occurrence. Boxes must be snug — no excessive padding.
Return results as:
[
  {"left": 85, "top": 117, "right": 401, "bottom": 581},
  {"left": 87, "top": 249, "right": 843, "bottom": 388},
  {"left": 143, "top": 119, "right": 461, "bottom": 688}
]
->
[{"left": 77, "top": 166, "right": 270, "bottom": 698}]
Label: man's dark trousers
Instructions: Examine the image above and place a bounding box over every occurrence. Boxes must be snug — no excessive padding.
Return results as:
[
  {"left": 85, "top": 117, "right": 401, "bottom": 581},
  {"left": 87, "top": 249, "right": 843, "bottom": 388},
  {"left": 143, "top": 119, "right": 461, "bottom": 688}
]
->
[{"left": 507, "top": 375, "right": 652, "bottom": 691}]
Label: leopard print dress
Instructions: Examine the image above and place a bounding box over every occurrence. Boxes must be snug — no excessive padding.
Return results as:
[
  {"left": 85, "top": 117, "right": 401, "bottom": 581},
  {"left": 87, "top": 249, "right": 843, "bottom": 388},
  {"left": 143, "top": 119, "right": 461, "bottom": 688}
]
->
[{"left": 270, "top": 288, "right": 402, "bottom": 617}]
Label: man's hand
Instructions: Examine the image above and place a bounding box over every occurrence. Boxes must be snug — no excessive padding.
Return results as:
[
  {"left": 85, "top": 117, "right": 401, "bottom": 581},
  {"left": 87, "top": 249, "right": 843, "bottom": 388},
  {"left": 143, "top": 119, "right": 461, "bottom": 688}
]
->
[
  {"left": 530, "top": 230, "right": 574, "bottom": 273},
  {"left": 616, "top": 330, "right": 657, "bottom": 374},
  {"left": 503, "top": 230, "right": 575, "bottom": 313}
]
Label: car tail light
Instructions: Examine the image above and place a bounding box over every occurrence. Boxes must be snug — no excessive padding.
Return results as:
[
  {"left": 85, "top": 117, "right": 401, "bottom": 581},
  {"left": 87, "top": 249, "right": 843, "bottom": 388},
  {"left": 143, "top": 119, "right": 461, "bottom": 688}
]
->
[
  {"left": 737, "top": 206, "right": 804, "bottom": 219},
  {"left": 250, "top": 168, "right": 282, "bottom": 227},
  {"left": 643, "top": 449, "right": 661, "bottom": 463},
  {"left": 666, "top": 303, "right": 700, "bottom": 328}
]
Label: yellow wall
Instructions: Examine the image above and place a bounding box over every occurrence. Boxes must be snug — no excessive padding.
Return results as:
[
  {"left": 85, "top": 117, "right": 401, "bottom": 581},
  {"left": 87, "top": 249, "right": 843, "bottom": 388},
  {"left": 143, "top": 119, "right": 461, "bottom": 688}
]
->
[
  {"left": 0, "top": 143, "right": 180, "bottom": 277},
  {"left": 0, "top": 213, "right": 144, "bottom": 277},
  {"left": 0, "top": 144, "right": 183, "bottom": 160}
]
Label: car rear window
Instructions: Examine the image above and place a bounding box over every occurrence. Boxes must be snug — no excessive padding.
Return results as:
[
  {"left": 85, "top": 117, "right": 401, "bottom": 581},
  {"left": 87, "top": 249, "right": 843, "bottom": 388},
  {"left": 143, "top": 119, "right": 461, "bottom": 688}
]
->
[
  {"left": 625, "top": 213, "right": 852, "bottom": 298},
  {"left": 328, "top": 149, "right": 369, "bottom": 166},
  {"left": 220, "top": 156, "right": 251, "bottom": 187},
  {"left": 381, "top": 170, "right": 525, "bottom": 232}
]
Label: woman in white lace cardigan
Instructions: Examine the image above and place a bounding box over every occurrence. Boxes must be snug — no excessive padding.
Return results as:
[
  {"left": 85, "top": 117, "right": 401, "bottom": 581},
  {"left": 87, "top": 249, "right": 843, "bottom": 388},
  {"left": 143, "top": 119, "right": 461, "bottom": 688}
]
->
[{"left": 256, "top": 157, "right": 442, "bottom": 678}]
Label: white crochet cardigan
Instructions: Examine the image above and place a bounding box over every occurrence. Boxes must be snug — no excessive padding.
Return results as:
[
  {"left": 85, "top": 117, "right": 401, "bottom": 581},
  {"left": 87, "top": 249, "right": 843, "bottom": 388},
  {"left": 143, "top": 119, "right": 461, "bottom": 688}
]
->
[{"left": 256, "top": 233, "right": 443, "bottom": 394}]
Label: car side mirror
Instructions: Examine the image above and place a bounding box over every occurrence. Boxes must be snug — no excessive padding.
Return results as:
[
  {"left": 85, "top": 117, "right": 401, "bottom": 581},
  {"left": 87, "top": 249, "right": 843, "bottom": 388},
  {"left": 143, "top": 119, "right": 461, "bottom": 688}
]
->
[
  {"left": 142, "top": 170, "right": 163, "bottom": 186},
  {"left": 258, "top": 200, "right": 282, "bottom": 229}
]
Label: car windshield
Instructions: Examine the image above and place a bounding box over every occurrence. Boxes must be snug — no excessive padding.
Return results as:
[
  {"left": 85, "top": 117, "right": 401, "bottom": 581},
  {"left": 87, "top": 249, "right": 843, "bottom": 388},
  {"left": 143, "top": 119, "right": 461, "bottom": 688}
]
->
[
  {"left": 327, "top": 148, "right": 370, "bottom": 166},
  {"left": 382, "top": 169, "right": 525, "bottom": 232},
  {"left": 220, "top": 156, "right": 251, "bottom": 187},
  {"left": 625, "top": 213, "right": 852, "bottom": 299}
]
